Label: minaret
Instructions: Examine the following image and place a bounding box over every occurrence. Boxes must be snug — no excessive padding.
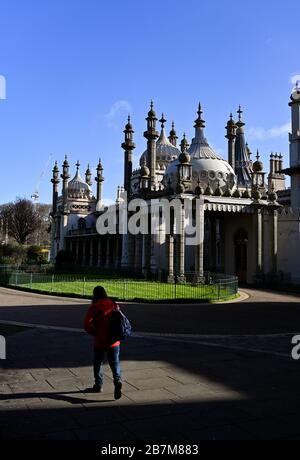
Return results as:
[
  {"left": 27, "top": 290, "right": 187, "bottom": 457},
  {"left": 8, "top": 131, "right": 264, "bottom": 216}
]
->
[
  {"left": 169, "top": 121, "right": 178, "bottom": 147},
  {"left": 234, "top": 106, "right": 252, "bottom": 189},
  {"left": 85, "top": 164, "right": 92, "bottom": 186},
  {"left": 61, "top": 156, "right": 70, "bottom": 207},
  {"left": 288, "top": 82, "right": 300, "bottom": 208},
  {"left": 95, "top": 159, "right": 104, "bottom": 207},
  {"left": 122, "top": 115, "right": 136, "bottom": 194},
  {"left": 51, "top": 161, "right": 60, "bottom": 214},
  {"left": 225, "top": 113, "right": 237, "bottom": 169},
  {"left": 144, "top": 101, "right": 159, "bottom": 191}
]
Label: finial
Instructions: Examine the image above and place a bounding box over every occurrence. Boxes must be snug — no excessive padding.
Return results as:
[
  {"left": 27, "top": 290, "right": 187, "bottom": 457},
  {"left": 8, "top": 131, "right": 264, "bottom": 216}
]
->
[
  {"left": 237, "top": 105, "right": 243, "bottom": 121},
  {"left": 128, "top": 115, "right": 131, "bottom": 123},
  {"left": 256, "top": 149, "right": 260, "bottom": 161},
  {"left": 76, "top": 160, "right": 80, "bottom": 172},
  {"left": 194, "top": 103, "right": 205, "bottom": 128},
  {"left": 198, "top": 103, "right": 202, "bottom": 116},
  {"left": 159, "top": 113, "right": 166, "bottom": 128},
  {"left": 172, "top": 120, "right": 175, "bottom": 130},
  {"left": 150, "top": 100, "right": 154, "bottom": 110}
]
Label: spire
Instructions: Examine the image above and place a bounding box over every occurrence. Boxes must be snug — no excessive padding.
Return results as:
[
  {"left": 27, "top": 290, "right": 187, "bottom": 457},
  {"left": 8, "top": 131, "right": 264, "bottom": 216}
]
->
[
  {"left": 169, "top": 120, "right": 178, "bottom": 146},
  {"left": 194, "top": 103, "right": 205, "bottom": 128},
  {"left": 51, "top": 161, "right": 60, "bottom": 214},
  {"left": 61, "top": 155, "right": 70, "bottom": 181},
  {"left": 234, "top": 107, "right": 252, "bottom": 188},
  {"left": 61, "top": 155, "right": 70, "bottom": 207},
  {"left": 237, "top": 105, "right": 245, "bottom": 128},
  {"left": 226, "top": 113, "right": 237, "bottom": 169},
  {"left": 144, "top": 101, "right": 159, "bottom": 190},
  {"left": 95, "top": 158, "right": 104, "bottom": 205},
  {"left": 122, "top": 116, "right": 135, "bottom": 193}
]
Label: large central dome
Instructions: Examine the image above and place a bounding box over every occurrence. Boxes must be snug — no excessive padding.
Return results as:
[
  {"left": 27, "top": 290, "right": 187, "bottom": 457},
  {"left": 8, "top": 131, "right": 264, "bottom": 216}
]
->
[{"left": 163, "top": 105, "right": 236, "bottom": 193}]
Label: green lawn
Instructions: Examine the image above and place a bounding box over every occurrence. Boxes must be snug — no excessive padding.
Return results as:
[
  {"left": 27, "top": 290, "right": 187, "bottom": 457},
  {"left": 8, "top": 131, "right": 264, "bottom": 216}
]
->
[{"left": 6, "top": 274, "right": 237, "bottom": 302}]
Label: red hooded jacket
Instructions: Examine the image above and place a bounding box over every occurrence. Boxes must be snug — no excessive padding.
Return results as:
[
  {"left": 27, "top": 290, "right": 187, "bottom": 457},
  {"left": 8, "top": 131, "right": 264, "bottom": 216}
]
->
[{"left": 84, "top": 298, "right": 120, "bottom": 349}]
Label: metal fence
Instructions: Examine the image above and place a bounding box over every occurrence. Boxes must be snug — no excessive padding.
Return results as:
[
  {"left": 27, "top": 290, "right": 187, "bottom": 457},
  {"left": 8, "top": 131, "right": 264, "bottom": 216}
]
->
[{"left": 0, "top": 270, "right": 238, "bottom": 302}]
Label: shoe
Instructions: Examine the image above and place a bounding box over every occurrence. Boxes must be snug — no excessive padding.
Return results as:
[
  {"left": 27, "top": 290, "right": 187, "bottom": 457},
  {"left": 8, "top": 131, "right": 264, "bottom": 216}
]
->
[
  {"left": 114, "top": 381, "right": 122, "bottom": 400},
  {"left": 92, "top": 384, "right": 103, "bottom": 393}
]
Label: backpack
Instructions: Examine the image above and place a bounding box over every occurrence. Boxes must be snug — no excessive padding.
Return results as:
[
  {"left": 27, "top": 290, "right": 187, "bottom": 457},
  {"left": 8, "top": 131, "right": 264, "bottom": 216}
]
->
[{"left": 109, "top": 303, "right": 132, "bottom": 343}]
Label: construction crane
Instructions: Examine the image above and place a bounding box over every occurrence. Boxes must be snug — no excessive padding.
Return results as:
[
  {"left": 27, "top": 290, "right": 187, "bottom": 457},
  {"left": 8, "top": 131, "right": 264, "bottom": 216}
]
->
[{"left": 31, "top": 154, "right": 54, "bottom": 204}]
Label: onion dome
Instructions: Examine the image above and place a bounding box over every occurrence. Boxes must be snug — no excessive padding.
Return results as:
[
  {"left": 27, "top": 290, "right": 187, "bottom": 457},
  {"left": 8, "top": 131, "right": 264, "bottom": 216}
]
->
[
  {"left": 169, "top": 121, "right": 178, "bottom": 146},
  {"left": 85, "top": 164, "right": 92, "bottom": 186},
  {"left": 179, "top": 134, "right": 191, "bottom": 164},
  {"left": 290, "top": 81, "right": 300, "bottom": 103},
  {"left": 226, "top": 113, "right": 237, "bottom": 140},
  {"left": 180, "top": 133, "right": 190, "bottom": 153},
  {"left": 148, "top": 100, "right": 156, "bottom": 118},
  {"left": 253, "top": 150, "right": 264, "bottom": 172},
  {"left": 68, "top": 161, "right": 92, "bottom": 196},
  {"left": 164, "top": 104, "right": 236, "bottom": 195},
  {"left": 140, "top": 114, "right": 180, "bottom": 167}
]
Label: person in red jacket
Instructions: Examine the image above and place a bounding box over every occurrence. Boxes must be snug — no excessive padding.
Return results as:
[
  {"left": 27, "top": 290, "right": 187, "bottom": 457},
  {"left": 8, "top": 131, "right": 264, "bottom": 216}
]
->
[{"left": 84, "top": 286, "right": 122, "bottom": 400}]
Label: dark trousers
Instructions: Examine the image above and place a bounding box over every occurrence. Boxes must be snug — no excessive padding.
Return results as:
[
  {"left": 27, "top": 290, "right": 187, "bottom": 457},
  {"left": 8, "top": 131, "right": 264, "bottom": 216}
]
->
[{"left": 93, "top": 346, "right": 122, "bottom": 386}]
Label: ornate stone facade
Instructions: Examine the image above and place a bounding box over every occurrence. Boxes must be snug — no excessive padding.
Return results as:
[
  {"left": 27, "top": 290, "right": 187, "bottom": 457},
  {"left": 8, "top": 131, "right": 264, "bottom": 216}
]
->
[{"left": 50, "top": 86, "right": 300, "bottom": 285}]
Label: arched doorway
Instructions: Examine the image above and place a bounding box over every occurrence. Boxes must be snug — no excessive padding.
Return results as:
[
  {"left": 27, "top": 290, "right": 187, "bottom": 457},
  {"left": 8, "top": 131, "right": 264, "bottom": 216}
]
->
[{"left": 234, "top": 228, "right": 248, "bottom": 284}]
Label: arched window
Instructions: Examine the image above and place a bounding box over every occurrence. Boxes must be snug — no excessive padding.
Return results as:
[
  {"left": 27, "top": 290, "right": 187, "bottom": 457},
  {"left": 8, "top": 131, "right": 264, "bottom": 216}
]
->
[{"left": 78, "top": 218, "right": 86, "bottom": 231}]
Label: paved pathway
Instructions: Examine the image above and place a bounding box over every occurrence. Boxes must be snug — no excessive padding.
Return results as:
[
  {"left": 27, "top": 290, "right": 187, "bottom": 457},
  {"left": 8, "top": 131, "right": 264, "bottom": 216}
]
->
[{"left": 0, "top": 287, "right": 300, "bottom": 440}]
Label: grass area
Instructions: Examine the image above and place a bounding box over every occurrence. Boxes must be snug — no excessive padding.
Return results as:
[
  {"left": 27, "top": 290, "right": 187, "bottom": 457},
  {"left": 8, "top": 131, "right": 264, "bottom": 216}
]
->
[
  {"left": 0, "top": 324, "right": 29, "bottom": 337},
  {"left": 7, "top": 277, "right": 236, "bottom": 302}
]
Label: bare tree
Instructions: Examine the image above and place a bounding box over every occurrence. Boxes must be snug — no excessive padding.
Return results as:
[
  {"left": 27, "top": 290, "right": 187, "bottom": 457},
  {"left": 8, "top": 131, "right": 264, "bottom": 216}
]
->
[{"left": 1, "top": 198, "right": 42, "bottom": 245}]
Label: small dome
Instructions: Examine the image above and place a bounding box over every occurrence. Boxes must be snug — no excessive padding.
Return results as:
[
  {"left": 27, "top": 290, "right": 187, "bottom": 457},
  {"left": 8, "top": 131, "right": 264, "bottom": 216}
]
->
[
  {"left": 179, "top": 152, "right": 191, "bottom": 164},
  {"left": 140, "top": 126, "right": 180, "bottom": 167},
  {"left": 253, "top": 160, "right": 264, "bottom": 172},
  {"left": 253, "top": 150, "right": 264, "bottom": 172},
  {"left": 68, "top": 170, "right": 91, "bottom": 196}
]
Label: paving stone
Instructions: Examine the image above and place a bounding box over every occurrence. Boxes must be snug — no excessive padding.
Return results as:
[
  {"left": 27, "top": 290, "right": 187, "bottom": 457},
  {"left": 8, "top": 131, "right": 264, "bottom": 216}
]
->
[
  {"left": 125, "top": 388, "right": 179, "bottom": 403},
  {"left": 127, "top": 377, "right": 181, "bottom": 391}
]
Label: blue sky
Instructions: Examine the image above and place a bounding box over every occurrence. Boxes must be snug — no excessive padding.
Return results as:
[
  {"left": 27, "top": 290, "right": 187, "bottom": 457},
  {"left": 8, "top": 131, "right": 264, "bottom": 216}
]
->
[{"left": 0, "top": 0, "right": 299, "bottom": 204}]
